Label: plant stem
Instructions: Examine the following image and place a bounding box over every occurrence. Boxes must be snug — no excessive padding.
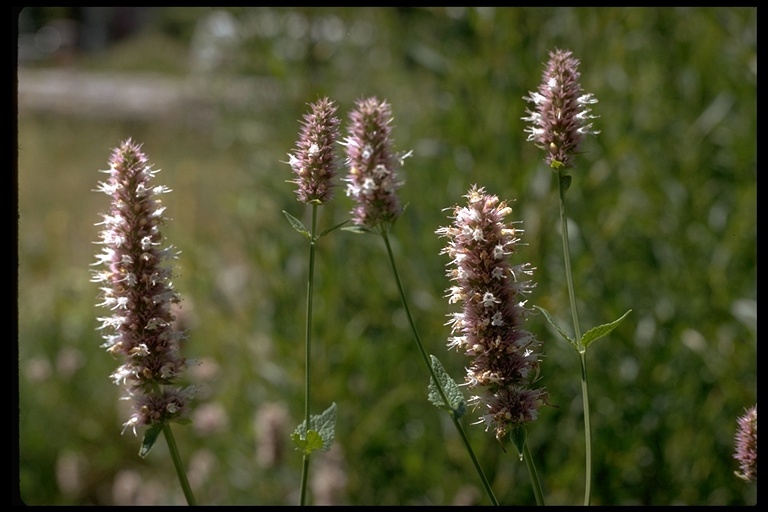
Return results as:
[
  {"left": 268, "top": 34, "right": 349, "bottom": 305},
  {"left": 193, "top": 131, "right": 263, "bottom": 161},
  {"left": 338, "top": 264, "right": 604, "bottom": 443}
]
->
[
  {"left": 523, "top": 441, "right": 545, "bottom": 506},
  {"left": 299, "top": 204, "right": 319, "bottom": 506},
  {"left": 579, "top": 351, "right": 592, "bottom": 506},
  {"left": 163, "top": 423, "right": 196, "bottom": 506},
  {"left": 557, "top": 171, "right": 591, "bottom": 506},
  {"left": 380, "top": 228, "right": 499, "bottom": 506},
  {"left": 557, "top": 173, "right": 583, "bottom": 349}
]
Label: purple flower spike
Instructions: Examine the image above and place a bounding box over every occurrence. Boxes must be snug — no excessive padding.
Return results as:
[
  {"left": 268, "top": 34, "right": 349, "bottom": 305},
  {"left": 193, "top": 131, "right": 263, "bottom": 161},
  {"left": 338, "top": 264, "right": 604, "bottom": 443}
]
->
[
  {"left": 92, "top": 139, "right": 195, "bottom": 435},
  {"left": 343, "top": 97, "right": 409, "bottom": 230},
  {"left": 523, "top": 48, "right": 599, "bottom": 170},
  {"left": 287, "top": 97, "right": 341, "bottom": 205},
  {"left": 734, "top": 404, "right": 757, "bottom": 482},
  {"left": 437, "top": 185, "right": 547, "bottom": 441}
]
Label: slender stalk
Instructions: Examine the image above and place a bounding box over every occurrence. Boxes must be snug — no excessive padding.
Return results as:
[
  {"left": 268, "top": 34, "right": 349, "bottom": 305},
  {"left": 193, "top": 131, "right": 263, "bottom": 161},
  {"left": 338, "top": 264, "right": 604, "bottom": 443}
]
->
[
  {"left": 380, "top": 228, "right": 499, "bottom": 506},
  {"left": 450, "top": 415, "right": 499, "bottom": 506},
  {"left": 557, "top": 172, "right": 582, "bottom": 345},
  {"left": 163, "top": 424, "right": 196, "bottom": 506},
  {"left": 523, "top": 441, "right": 545, "bottom": 506},
  {"left": 579, "top": 351, "right": 592, "bottom": 506},
  {"left": 299, "top": 204, "right": 319, "bottom": 506},
  {"left": 557, "top": 171, "right": 591, "bottom": 506}
]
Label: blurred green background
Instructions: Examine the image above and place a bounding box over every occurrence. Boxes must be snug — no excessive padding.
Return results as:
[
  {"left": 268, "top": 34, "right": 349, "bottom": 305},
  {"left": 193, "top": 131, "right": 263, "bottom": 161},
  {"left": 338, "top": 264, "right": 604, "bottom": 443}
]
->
[{"left": 16, "top": 7, "right": 756, "bottom": 505}]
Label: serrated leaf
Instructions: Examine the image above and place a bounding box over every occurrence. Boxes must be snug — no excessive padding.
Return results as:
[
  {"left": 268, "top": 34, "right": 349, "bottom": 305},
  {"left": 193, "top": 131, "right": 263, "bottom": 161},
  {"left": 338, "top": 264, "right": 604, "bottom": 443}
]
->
[
  {"left": 292, "top": 402, "right": 337, "bottom": 455},
  {"left": 291, "top": 430, "right": 324, "bottom": 455},
  {"left": 311, "top": 402, "right": 337, "bottom": 451},
  {"left": 139, "top": 423, "right": 164, "bottom": 458},
  {"left": 317, "top": 219, "right": 350, "bottom": 239},
  {"left": 581, "top": 309, "right": 632, "bottom": 350},
  {"left": 290, "top": 431, "right": 305, "bottom": 451},
  {"left": 282, "top": 210, "right": 310, "bottom": 239},
  {"left": 428, "top": 355, "right": 467, "bottom": 419},
  {"left": 533, "top": 305, "right": 576, "bottom": 349},
  {"left": 304, "top": 430, "right": 324, "bottom": 452}
]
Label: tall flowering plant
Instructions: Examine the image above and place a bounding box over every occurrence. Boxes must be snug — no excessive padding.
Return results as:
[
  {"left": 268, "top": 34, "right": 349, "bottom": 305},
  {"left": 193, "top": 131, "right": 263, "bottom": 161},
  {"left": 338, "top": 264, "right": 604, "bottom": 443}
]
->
[
  {"left": 343, "top": 97, "right": 499, "bottom": 505},
  {"left": 283, "top": 98, "right": 343, "bottom": 505},
  {"left": 92, "top": 139, "right": 196, "bottom": 505},
  {"left": 523, "top": 49, "right": 631, "bottom": 505},
  {"left": 437, "top": 185, "right": 547, "bottom": 504}
]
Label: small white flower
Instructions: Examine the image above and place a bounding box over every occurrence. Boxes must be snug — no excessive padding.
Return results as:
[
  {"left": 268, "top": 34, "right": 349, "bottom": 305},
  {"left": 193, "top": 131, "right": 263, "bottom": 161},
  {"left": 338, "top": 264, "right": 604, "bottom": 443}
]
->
[
  {"left": 446, "top": 286, "right": 464, "bottom": 304},
  {"left": 447, "top": 335, "right": 466, "bottom": 350},
  {"left": 361, "top": 177, "right": 377, "bottom": 196},
  {"left": 129, "top": 344, "right": 150, "bottom": 357},
  {"left": 481, "top": 292, "right": 499, "bottom": 308},
  {"left": 121, "top": 416, "right": 140, "bottom": 436},
  {"left": 546, "top": 76, "right": 558, "bottom": 90}
]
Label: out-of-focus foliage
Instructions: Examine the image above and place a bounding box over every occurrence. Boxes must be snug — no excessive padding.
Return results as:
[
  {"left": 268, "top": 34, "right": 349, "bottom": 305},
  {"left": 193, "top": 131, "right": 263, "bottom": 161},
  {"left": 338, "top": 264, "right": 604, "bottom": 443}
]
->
[{"left": 17, "top": 7, "right": 756, "bottom": 505}]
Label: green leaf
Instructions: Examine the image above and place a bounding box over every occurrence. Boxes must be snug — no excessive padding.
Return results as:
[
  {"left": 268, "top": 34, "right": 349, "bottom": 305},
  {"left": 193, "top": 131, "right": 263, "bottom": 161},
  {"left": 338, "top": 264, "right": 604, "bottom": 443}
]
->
[
  {"left": 311, "top": 402, "right": 337, "bottom": 451},
  {"left": 317, "top": 219, "right": 350, "bottom": 239},
  {"left": 291, "top": 430, "right": 324, "bottom": 455},
  {"left": 341, "top": 225, "right": 371, "bottom": 234},
  {"left": 428, "top": 355, "right": 466, "bottom": 419},
  {"left": 139, "top": 423, "right": 164, "bottom": 458},
  {"left": 581, "top": 309, "right": 633, "bottom": 350},
  {"left": 282, "top": 210, "right": 310, "bottom": 239},
  {"left": 533, "top": 305, "right": 577, "bottom": 350},
  {"left": 509, "top": 425, "right": 527, "bottom": 461},
  {"left": 292, "top": 402, "right": 337, "bottom": 455}
]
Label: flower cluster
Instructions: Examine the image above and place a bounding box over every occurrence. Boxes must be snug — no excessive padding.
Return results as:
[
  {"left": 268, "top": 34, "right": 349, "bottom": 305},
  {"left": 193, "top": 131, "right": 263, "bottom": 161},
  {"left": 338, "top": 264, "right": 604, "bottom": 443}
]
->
[
  {"left": 437, "top": 185, "right": 547, "bottom": 441},
  {"left": 734, "top": 404, "right": 757, "bottom": 482},
  {"left": 343, "top": 96, "right": 409, "bottom": 230},
  {"left": 287, "top": 97, "right": 341, "bottom": 204},
  {"left": 523, "top": 48, "right": 599, "bottom": 170},
  {"left": 92, "top": 138, "right": 195, "bottom": 435}
]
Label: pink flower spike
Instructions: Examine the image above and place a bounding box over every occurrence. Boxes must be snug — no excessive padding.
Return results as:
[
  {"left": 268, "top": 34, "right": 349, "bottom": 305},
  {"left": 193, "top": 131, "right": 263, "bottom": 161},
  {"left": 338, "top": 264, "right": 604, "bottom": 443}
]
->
[
  {"left": 343, "top": 97, "right": 409, "bottom": 230},
  {"left": 287, "top": 97, "right": 341, "bottom": 205},
  {"left": 437, "top": 185, "right": 547, "bottom": 441},
  {"left": 523, "top": 48, "right": 599, "bottom": 170},
  {"left": 734, "top": 404, "right": 757, "bottom": 482},
  {"left": 93, "top": 139, "right": 195, "bottom": 434}
]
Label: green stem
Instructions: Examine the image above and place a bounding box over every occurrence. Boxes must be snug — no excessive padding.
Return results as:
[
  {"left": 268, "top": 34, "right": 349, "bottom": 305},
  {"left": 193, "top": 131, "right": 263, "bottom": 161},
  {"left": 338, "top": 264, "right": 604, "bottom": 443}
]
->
[
  {"left": 523, "top": 441, "right": 545, "bottom": 506},
  {"left": 380, "top": 228, "right": 499, "bottom": 506},
  {"left": 579, "top": 351, "right": 592, "bottom": 506},
  {"left": 163, "top": 423, "right": 196, "bottom": 506},
  {"left": 299, "top": 204, "right": 319, "bottom": 506},
  {"left": 557, "top": 172, "right": 582, "bottom": 346},
  {"left": 557, "top": 171, "right": 591, "bottom": 506}
]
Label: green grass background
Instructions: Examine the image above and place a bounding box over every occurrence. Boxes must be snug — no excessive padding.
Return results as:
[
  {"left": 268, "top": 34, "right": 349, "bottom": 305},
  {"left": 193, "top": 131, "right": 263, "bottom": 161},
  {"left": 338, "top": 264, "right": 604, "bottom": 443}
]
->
[{"left": 17, "top": 7, "right": 756, "bottom": 505}]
